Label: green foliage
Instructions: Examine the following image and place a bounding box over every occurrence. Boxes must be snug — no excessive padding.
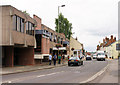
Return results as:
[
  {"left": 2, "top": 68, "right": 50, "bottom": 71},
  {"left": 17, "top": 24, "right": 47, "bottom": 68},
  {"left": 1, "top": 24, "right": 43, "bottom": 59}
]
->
[
  {"left": 23, "top": 10, "right": 30, "bottom": 16},
  {"left": 55, "top": 13, "right": 72, "bottom": 39}
]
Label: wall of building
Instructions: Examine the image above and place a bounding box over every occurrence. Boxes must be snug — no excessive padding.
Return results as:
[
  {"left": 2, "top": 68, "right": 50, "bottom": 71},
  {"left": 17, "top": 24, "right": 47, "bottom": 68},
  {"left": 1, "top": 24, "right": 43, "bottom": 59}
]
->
[
  {"left": 1, "top": 5, "right": 35, "bottom": 47},
  {"left": 2, "top": 46, "right": 14, "bottom": 67},
  {"left": 41, "top": 37, "right": 50, "bottom": 54},
  {"left": 15, "top": 47, "right": 34, "bottom": 66},
  {"left": 70, "top": 37, "right": 82, "bottom": 57},
  {"left": 105, "top": 40, "right": 120, "bottom": 59},
  {"left": 1, "top": 5, "right": 36, "bottom": 67}
]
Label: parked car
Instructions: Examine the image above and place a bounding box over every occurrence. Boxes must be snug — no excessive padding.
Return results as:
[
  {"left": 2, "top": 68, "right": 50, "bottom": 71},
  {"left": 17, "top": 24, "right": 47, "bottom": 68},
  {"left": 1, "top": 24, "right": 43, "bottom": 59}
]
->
[
  {"left": 86, "top": 55, "right": 92, "bottom": 60},
  {"left": 68, "top": 57, "right": 83, "bottom": 66},
  {"left": 96, "top": 51, "right": 106, "bottom": 61},
  {"left": 93, "top": 54, "right": 97, "bottom": 59}
]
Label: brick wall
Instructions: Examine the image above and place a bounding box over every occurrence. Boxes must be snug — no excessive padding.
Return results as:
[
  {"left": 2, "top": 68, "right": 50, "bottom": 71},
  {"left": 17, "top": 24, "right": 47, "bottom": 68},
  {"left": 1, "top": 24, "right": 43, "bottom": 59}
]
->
[
  {"left": 41, "top": 37, "right": 50, "bottom": 54},
  {"left": 33, "top": 15, "right": 42, "bottom": 30},
  {"left": 16, "top": 47, "right": 34, "bottom": 66}
]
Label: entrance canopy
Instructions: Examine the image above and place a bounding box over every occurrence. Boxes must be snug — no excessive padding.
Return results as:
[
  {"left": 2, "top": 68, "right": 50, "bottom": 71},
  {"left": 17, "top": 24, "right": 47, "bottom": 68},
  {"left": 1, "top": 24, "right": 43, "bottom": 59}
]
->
[{"left": 53, "top": 47, "right": 66, "bottom": 50}]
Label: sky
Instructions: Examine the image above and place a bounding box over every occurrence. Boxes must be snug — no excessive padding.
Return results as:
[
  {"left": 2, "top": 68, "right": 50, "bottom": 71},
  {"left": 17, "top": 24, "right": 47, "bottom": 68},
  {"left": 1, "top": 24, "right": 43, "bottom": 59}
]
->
[{"left": 0, "top": 0, "right": 119, "bottom": 52}]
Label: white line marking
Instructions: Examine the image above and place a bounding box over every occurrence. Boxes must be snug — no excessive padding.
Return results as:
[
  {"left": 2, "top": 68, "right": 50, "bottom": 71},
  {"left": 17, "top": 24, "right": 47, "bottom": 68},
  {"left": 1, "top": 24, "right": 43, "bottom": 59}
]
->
[
  {"left": 46, "top": 73, "right": 56, "bottom": 76},
  {"left": 8, "top": 81, "right": 12, "bottom": 83},
  {"left": 3, "top": 71, "right": 66, "bottom": 83},
  {"left": 37, "top": 75, "right": 45, "bottom": 78}
]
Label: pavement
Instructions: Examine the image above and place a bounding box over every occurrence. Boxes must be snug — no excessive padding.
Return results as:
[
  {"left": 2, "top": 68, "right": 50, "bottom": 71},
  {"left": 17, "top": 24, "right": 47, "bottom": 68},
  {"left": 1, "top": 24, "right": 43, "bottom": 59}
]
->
[
  {"left": 90, "top": 59, "right": 119, "bottom": 83},
  {"left": 1, "top": 61, "right": 68, "bottom": 75}
]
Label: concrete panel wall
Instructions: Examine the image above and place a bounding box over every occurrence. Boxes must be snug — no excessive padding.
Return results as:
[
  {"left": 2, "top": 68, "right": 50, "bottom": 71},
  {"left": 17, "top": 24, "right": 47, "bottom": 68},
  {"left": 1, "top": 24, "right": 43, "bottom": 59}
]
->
[
  {"left": 12, "top": 31, "right": 25, "bottom": 45},
  {"left": 1, "top": 6, "right": 11, "bottom": 45},
  {"left": 0, "top": 5, "right": 35, "bottom": 47}
]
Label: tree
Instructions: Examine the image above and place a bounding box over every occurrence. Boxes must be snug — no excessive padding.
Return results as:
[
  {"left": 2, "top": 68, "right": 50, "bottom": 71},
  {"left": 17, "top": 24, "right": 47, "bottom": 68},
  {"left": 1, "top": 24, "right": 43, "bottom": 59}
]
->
[
  {"left": 23, "top": 10, "right": 30, "bottom": 16},
  {"left": 55, "top": 13, "right": 72, "bottom": 39}
]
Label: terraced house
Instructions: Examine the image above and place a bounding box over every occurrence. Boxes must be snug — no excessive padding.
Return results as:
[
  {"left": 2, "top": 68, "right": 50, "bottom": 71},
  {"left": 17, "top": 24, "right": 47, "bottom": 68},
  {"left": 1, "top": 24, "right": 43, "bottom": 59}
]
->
[
  {"left": 33, "top": 15, "right": 69, "bottom": 64},
  {"left": 1, "top": 5, "right": 36, "bottom": 67}
]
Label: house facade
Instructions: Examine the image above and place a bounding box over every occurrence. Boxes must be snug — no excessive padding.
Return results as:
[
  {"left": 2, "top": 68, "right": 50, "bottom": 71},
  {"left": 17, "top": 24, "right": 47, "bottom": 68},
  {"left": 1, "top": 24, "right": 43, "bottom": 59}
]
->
[
  {"left": 96, "top": 35, "right": 119, "bottom": 59},
  {"left": 70, "top": 37, "right": 83, "bottom": 57},
  {"left": 105, "top": 40, "right": 120, "bottom": 59}
]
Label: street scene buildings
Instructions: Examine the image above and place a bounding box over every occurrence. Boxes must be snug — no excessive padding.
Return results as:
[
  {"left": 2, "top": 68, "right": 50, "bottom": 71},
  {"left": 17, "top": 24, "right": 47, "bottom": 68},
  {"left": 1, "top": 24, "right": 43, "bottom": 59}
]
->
[
  {"left": 97, "top": 35, "right": 120, "bottom": 59},
  {"left": 0, "top": 5, "right": 72, "bottom": 67},
  {"left": 0, "top": 0, "right": 120, "bottom": 84},
  {"left": 34, "top": 15, "right": 70, "bottom": 64}
]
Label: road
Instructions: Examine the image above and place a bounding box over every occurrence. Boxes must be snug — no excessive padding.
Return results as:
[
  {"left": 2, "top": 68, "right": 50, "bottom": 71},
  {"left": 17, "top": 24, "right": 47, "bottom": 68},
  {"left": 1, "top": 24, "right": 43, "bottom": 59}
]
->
[{"left": 2, "top": 59, "right": 108, "bottom": 83}]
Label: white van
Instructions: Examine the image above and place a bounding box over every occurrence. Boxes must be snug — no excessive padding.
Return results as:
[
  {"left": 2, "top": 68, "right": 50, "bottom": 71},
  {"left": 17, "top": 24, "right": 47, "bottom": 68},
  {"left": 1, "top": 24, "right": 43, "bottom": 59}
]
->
[{"left": 96, "top": 51, "right": 106, "bottom": 61}]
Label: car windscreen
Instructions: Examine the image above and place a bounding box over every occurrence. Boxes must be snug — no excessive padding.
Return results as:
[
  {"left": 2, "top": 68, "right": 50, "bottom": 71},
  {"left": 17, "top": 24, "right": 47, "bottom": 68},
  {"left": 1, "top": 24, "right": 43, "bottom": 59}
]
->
[
  {"left": 97, "top": 53, "right": 105, "bottom": 55},
  {"left": 69, "top": 57, "right": 78, "bottom": 60},
  {"left": 86, "top": 55, "right": 91, "bottom": 57}
]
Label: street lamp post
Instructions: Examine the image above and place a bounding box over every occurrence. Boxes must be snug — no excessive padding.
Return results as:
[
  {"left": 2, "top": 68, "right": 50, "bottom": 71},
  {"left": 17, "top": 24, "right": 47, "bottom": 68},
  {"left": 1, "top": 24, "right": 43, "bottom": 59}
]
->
[
  {"left": 58, "top": 5, "right": 65, "bottom": 33},
  {"left": 57, "top": 5, "right": 65, "bottom": 56}
]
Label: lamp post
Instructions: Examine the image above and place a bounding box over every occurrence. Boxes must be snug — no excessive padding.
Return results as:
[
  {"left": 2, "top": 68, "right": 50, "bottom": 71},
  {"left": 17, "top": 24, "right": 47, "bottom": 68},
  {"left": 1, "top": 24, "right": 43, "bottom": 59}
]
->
[
  {"left": 57, "top": 5, "right": 65, "bottom": 56},
  {"left": 58, "top": 5, "right": 65, "bottom": 33}
]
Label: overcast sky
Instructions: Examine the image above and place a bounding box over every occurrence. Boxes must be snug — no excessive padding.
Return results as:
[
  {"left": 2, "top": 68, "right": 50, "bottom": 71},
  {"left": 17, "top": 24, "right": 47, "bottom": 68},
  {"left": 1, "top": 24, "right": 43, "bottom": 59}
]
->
[{"left": 1, "top": 0, "right": 119, "bottom": 52}]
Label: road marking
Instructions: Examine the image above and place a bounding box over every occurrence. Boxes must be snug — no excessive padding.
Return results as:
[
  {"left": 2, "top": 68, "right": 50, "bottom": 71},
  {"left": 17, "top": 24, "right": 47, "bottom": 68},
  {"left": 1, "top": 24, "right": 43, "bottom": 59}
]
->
[
  {"left": 37, "top": 75, "right": 45, "bottom": 78},
  {"left": 46, "top": 73, "right": 56, "bottom": 76},
  {"left": 16, "top": 70, "right": 22, "bottom": 72},
  {"left": 37, "top": 71, "right": 65, "bottom": 78},
  {"left": 2, "top": 70, "right": 66, "bottom": 83},
  {"left": 80, "top": 62, "right": 109, "bottom": 83},
  {"left": 8, "top": 81, "right": 12, "bottom": 83}
]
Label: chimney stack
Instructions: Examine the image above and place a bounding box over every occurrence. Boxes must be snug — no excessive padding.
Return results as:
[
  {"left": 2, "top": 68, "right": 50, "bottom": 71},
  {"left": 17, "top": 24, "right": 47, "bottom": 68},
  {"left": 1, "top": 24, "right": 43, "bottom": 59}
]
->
[{"left": 111, "top": 35, "right": 113, "bottom": 39}]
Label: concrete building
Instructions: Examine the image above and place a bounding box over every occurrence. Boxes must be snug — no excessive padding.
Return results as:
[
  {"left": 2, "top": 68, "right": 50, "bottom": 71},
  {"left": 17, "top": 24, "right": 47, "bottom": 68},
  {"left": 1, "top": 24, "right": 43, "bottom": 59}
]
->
[
  {"left": 70, "top": 36, "right": 83, "bottom": 57},
  {"left": 1, "top": 5, "right": 36, "bottom": 67},
  {"left": 33, "top": 15, "right": 69, "bottom": 64}
]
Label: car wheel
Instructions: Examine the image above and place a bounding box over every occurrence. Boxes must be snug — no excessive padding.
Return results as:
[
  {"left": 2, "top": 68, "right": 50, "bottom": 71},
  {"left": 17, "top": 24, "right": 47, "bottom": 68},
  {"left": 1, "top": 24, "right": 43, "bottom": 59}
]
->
[
  {"left": 77, "top": 63, "right": 80, "bottom": 66},
  {"left": 81, "top": 61, "right": 83, "bottom": 65},
  {"left": 68, "top": 64, "right": 71, "bottom": 66}
]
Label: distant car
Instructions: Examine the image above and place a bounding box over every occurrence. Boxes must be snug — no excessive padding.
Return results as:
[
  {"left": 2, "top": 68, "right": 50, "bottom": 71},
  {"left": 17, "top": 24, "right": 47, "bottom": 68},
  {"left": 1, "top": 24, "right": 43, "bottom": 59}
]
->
[
  {"left": 86, "top": 55, "right": 92, "bottom": 60},
  {"left": 97, "top": 52, "right": 106, "bottom": 61},
  {"left": 93, "top": 54, "right": 97, "bottom": 59},
  {"left": 68, "top": 57, "right": 83, "bottom": 66}
]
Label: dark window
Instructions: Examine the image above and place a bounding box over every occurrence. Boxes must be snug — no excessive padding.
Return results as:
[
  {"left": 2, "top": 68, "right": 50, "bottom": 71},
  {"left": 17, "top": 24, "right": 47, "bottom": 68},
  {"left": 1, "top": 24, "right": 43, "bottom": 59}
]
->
[
  {"left": 21, "top": 18, "right": 24, "bottom": 33},
  {"left": 35, "top": 35, "right": 42, "bottom": 54},
  {"left": 17, "top": 16, "right": 20, "bottom": 32},
  {"left": 32, "top": 24, "right": 34, "bottom": 36},
  {"left": 13, "top": 15, "right": 17, "bottom": 30},
  {"left": 26, "top": 21, "right": 34, "bottom": 36},
  {"left": 29, "top": 22, "right": 31, "bottom": 35},
  {"left": 12, "top": 15, "right": 24, "bottom": 33}
]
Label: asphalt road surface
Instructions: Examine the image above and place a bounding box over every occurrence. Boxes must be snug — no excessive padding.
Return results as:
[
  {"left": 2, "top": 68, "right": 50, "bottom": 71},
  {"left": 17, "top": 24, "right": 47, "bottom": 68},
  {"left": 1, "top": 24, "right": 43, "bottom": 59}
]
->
[{"left": 2, "top": 59, "right": 108, "bottom": 83}]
